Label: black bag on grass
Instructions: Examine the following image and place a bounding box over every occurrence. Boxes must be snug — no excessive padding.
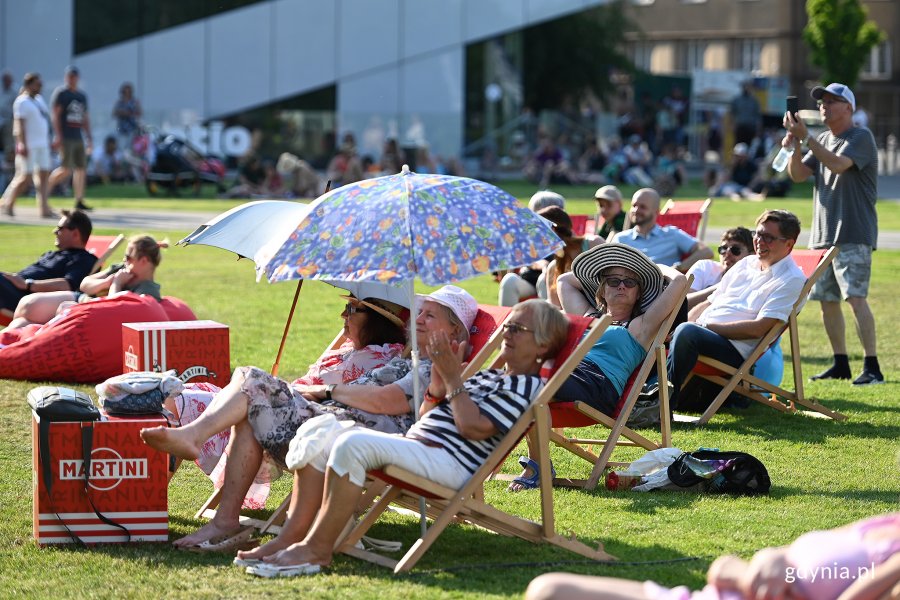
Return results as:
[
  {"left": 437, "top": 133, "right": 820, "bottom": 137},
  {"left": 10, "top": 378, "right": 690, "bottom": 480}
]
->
[{"left": 667, "top": 449, "right": 770, "bottom": 496}]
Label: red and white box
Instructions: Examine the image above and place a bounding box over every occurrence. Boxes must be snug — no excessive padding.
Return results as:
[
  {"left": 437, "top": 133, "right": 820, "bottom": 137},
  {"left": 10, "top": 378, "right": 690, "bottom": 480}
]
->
[
  {"left": 32, "top": 412, "right": 169, "bottom": 545},
  {"left": 122, "top": 320, "right": 231, "bottom": 386}
]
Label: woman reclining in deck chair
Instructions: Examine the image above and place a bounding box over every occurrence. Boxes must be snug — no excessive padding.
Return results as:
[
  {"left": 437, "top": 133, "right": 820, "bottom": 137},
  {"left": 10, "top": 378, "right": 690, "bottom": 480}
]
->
[
  {"left": 3, "top": 234, "right": 167, "bottom": 331},
  {"left": 232, "top": 298, "right": 569, "bottom": 577},
  {"left": 141, "top": 287, "right": 476, "bottom": 553},
  {"left": 508, "top": 243, "right": 687, "bottom": 491}
]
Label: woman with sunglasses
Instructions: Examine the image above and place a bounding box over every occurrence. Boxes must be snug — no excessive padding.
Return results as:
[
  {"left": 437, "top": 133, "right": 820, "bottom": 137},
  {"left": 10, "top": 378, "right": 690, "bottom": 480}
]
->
[
  {"left": 686, "top": 227, "right": 753, "bottom": 309},
  {"left": 508, "top": 243, "right": 687, "bottom": 491},
  {"left": 2, "top": 234, "right": 166, "bottom": 331}
]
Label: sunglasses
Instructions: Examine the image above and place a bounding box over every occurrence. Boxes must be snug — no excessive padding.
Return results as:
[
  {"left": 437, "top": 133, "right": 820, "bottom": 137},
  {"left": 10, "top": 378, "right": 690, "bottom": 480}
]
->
[
  {"left": 753, "top": 231, "right": 788, "bottom": 244},
  {"left": 53, "top": 225, "right": 74, "bottom": 234},
  {"left": 502, "top": 322, "right": 534, "bottom": 335},
  {"left": 604, "top": 276, "right": 639, "bottom": 289},
  {"left": 344, "top": 302, "right": 369, "bottom": 315},
  {"left": 718, "top": 244, "right": 744, "bottom": 256}
]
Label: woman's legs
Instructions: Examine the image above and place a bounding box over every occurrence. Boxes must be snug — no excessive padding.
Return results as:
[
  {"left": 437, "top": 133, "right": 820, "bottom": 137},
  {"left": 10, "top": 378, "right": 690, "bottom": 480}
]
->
[
  {"left": 172, "top": 418, "right": 264, "bottom": 547},
  {"left": 526, "top": 573, "right": 650, "bottom": 600},
  {"left": 7, "top": 290, "right": 77, "bottom": 329},
  {"left": 141, "top": 369, "right": 254, "bottom": 460}
]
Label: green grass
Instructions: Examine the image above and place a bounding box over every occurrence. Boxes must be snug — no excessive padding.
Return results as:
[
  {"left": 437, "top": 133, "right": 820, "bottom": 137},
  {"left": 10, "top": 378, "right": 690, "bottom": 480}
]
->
[{"left": 1, "top": 188, "right": 899, "bottom": 598}]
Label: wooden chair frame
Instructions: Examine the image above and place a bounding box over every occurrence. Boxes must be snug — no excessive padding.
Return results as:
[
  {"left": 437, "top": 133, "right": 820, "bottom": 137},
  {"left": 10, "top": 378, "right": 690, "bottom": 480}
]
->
[
  {"left": 546, "top": 276, "right": 690, "bottom": 489},
  {"left": 337, "top": 314, "right": 614, "bottom": 573},
  {"left": 678, "top": 247, "right": 847, "bottom": 425}
]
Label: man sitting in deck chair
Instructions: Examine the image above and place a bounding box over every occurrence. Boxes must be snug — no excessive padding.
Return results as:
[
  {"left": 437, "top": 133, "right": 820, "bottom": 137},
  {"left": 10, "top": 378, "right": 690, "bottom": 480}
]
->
[
  {"left": 667, "top": 209, "right": 806, "bottom": 410},
  {"left": 0, "top": 209, "right": 95, "bottom": 314}
]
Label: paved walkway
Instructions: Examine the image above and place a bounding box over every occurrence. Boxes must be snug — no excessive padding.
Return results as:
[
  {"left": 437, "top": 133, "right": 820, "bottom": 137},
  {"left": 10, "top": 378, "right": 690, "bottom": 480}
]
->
[{"left": 4, "top": 173, "right": 900, "bottom": 248}]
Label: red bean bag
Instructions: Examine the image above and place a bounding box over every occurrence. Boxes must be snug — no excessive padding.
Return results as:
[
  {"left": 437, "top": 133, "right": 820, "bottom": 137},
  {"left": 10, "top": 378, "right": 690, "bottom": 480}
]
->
[
  {"left": 0, "top": 294, "right": 193, "bottom": 383},
  {"left": 160, "top": 296, "right": 197, "bottom": 321}
]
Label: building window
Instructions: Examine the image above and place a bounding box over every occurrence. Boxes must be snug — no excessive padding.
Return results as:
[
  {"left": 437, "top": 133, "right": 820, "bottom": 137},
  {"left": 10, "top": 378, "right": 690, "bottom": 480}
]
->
[
  {"left": 684, "top": 41, "right": 707, "bottom": 73},
  {"left": 861, "top": 41, "right": 892, "bottom": 80},
  {"left": 632, "top": 42, "right": 653, "bottom": 72},
  {"left": 740, "top": 39, "right": 764, "bottom": 74}
]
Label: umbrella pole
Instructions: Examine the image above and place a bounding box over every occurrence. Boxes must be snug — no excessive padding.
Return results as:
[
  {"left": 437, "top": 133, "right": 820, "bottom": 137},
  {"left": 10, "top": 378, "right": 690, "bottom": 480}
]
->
[
  {"left": 271, "top": 180, "right": 332, "bottom": 376},
  {"left": 406, "top": 282, "right": 428, "bottom": 537},
  {"left": 271, "top": 280, "right": 303, "bottom": 376}
]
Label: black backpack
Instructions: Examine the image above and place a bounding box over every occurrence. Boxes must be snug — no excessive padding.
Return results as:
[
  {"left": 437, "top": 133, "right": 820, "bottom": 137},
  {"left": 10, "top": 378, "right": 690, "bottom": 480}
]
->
[{"left": 667, "top": 449, "right": 770, "bottom": 496}]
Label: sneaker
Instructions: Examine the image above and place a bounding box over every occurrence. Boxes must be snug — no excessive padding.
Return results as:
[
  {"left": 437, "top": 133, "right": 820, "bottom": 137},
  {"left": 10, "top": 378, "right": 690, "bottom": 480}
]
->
[
  {"left": 74, "top": 200, "right": 94, "bottom": 211},
  {"left": 809, "top": 367, "right": 851, "bottom": 381},
  {"left": 852, "top": 371, "right": 885, "bottom": 386}
]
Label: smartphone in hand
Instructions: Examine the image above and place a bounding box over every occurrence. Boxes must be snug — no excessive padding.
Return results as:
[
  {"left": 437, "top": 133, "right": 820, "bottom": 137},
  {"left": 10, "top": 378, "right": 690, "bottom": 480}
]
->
[{"left": 786, "top": 95, "right": 799, "bottom": 118}]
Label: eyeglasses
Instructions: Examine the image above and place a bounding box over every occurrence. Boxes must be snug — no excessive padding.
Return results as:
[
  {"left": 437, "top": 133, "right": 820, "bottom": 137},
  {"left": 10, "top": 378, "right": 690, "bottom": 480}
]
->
[
  {"left": 343, "top": 302, "right": 369, "bottom": 315},
  {"left": 816, "top": 98, "right": 848, "bottom": 107},
  {"left": 53, "top": 225, "right": 73, "bottom": 234},
  {"left": 502, "top": 322, "right": 534, "bottom": 335},
  {"left": 753, "top": 231, "right": 788, "bottom": 244},
  {"left": 718, "top": 244, "right": 745, "bottom": 256},
  {"left": 603, "top": 276, "right": 639, "bottom": 289},
  {"left": 124, "top": 254, "right": 136, "bottom": 262}
]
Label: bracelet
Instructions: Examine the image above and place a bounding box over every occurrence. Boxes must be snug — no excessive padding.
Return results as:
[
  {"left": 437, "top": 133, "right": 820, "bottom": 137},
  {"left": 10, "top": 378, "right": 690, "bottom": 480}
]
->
[
  {"left": 424, "top": 389, "right": 442, "bottom": 403},
  {"left": 445, "top": 386, "right": 467, "bottom": 402}
]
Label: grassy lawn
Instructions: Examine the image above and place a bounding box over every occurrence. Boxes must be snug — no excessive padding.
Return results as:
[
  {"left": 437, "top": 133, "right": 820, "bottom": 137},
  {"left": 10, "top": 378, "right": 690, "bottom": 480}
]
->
[{"left": 0, "top": 186, "right": 898, "bottom": 598}]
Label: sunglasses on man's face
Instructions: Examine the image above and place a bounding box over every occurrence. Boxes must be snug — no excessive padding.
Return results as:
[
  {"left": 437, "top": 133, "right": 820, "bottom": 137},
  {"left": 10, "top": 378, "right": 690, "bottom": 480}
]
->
[
  {"left": 718, "top": 244, "right": 744, "bottom": 256},
  {"left": 604, "top": 276, "right": 639, "bottom": 289}
]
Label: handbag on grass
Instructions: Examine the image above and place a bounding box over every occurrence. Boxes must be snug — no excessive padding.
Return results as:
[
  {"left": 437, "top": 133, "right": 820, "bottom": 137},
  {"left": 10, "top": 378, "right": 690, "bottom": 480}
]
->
[{"left": 27, "top": 386, "right": 130, "bottom": 545}]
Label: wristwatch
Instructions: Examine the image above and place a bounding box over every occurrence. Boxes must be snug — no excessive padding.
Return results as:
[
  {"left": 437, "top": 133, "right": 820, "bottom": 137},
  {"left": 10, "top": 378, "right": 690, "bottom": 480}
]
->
[
  {"left": 25, "top": 278, "right": 34, "bottom": 292},
  {"left": 324, "top": 384, "right": 337, "bottom": 400}
]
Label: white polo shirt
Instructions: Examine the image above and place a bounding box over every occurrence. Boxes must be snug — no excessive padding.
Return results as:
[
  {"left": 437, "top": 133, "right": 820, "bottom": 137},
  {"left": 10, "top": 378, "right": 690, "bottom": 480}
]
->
[{"left": 698, "top": 254, "right": 806, "bottom": 358}]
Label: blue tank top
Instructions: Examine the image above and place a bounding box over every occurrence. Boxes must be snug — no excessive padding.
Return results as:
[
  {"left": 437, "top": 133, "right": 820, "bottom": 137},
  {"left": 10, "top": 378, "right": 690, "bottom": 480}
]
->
[{"left": 583, "top": 326, "right": 646, "bottom": 396}]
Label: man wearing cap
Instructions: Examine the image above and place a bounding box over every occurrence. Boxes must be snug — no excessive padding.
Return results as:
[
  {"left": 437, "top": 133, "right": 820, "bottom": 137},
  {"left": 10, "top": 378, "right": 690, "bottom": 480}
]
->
[
  {"left": 667, "top": 210, "right": 806, "bottom": 410},
  {"left": 593, "top": 185, "right": 626, "bottom": 240},
  {"left": 784, "top": 83, "right": 882, "bottom": 385},
  {"left": 611, "top": 187, "right": 712, "bottom": 273},
  {"left": 1, "top": 73, "right": 55, "bottom": 218},
  {"left": 48, "top": 66, "right": 93, "bottom": 212}
]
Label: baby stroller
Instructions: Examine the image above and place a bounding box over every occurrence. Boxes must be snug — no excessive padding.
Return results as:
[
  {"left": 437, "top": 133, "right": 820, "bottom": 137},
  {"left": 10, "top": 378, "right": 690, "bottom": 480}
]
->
[{"left": 145, "top": 135, "right": 226, "bottom": 196}]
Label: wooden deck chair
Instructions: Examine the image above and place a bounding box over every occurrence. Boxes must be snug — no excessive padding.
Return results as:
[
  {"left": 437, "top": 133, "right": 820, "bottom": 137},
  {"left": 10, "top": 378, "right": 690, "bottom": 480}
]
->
[
  {"left": 660, "top": 198, "right": 712, "bottom": 240},
  {"left": 546, "top": 276, "right": 690, "bottom": 490},
  {"left": 194, "top": 304, "right": 513, "bottom": 534},
  {"left": 678, "top": 247, "right": 847, "bottom": 425},
  {"left": 85, "top": 234, "right": 126, "bottom": 274},
  {"left": 337, "top": 313, "right": 614, "bottom": 573}
]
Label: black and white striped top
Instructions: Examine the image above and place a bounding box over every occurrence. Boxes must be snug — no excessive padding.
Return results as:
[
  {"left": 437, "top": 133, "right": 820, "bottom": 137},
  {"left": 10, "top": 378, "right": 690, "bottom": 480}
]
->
[{"left": 406, "top": 370, "right": 542, "bottom": 475}]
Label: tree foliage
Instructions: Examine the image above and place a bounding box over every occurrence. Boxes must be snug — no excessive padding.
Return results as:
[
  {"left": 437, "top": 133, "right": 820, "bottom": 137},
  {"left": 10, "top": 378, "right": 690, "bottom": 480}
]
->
[
  {"left": 802, "top": 0, "right": 885, "bottom": 89},
  {"left": 522, "top": 0, "right": 635, "bottom": 111}
]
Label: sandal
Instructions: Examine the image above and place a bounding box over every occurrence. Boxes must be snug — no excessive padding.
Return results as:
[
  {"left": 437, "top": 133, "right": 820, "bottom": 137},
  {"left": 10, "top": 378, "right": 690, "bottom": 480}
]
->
[
  {"left": 508, "top": 456, "right": 555, "bottom": 492},
  {"left": 181, "top": 526, "right": 258, "bottom": 553},
  {"left": 246, "top": 562, "right": 322, "bottom": 578}
]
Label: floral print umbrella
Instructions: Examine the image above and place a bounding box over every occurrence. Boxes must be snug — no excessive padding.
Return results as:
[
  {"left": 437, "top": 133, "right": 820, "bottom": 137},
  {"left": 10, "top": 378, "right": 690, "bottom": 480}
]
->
[{"left": 259, "top": 165, "right": 562, "bottom": 286}]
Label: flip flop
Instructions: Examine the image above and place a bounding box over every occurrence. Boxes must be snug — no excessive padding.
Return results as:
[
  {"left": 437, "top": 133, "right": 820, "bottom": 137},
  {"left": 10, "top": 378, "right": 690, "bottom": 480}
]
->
[
  {"left": 233, "top": 556, "right": 262, "bottom": 568},
  {"left": 246, "top": 562, "right": 322, "bottom": 578},
  {"left": 181, "top": 526, "right": 258, "bottom": 553},
  {"left": 508, "top": 456, "right": 555, "bottom": 492}
]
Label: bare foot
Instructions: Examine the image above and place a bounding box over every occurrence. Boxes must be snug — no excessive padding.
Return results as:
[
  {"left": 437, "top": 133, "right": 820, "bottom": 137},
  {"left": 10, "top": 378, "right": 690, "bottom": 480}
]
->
[
  {"left": 140, "top": 426, "right": 201, "bottom": 460},
  {"left": 262, "top": 541, "right": 331, "bottom": 567},
  {"left": 237, "top": 535, "right": 293, "bottom": 561},
  {"left": 172, "top": 520, "right": 241, "bottom": 549}
]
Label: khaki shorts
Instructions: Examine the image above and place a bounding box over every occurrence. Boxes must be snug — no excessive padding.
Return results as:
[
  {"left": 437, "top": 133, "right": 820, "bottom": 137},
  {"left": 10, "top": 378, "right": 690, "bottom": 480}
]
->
[
  {"left": 809, "top": 243, "right": 872, "bottom": 301},
  {"left": 60, "top": 138, "right": 87, "bottom": 169}
]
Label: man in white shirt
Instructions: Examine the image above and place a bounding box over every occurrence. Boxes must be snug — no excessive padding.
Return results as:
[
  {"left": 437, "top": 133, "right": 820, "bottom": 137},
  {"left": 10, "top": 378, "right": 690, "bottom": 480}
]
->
[
  {"left": 1, "top": 73, "right": 54, "bottom": 218},
  {"left": 667, "top": 210, "right": 806, "bottom": 409}
]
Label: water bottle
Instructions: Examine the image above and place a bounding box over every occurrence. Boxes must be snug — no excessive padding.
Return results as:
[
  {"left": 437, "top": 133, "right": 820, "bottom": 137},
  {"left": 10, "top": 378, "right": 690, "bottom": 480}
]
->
[{"left": 771, "top": 146, "right": 793, "bottom": 172}]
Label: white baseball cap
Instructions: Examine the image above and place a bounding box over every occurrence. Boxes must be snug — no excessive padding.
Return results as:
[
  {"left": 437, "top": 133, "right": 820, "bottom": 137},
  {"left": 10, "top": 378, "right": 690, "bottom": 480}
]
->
[
  {"left": 810, "top": 83, "right": 856, "bottom": 112},
  {"left": 417, "top": 285, "right": 477, "bottom": 334}
]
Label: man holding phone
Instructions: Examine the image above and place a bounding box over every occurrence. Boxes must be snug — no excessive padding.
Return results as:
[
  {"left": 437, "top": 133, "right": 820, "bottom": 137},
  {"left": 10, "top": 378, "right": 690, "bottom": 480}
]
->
[{"left": 783, "top": 83, "right": 882, "bottom": 385}]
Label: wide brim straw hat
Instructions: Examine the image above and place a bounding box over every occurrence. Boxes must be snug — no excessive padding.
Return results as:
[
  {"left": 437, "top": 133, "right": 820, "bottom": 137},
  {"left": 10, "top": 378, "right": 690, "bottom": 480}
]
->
[
  {"left": 340, "top": 295, "right": 409, "bottom": 328},
  {"left": 571, "top": 242, "right": 664, "bottom": 313}
]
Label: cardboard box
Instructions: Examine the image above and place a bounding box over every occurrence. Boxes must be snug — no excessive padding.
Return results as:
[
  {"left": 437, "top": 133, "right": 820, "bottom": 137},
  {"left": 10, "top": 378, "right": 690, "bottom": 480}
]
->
[
  {"left": 122, "top": 320, "right": 230, "bottom": 386},
  {"left": 32, "top": 412, "right": 169, "bottom": 544}
]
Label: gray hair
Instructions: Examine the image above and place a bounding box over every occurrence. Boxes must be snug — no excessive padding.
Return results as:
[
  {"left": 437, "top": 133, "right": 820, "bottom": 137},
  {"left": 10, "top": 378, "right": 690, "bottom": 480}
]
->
[
  {"left": 528, "top": 190, "right": 566, "bottom": 212},
  {"left": 518, "top": 299, "right": 568, "bottom": 359}
]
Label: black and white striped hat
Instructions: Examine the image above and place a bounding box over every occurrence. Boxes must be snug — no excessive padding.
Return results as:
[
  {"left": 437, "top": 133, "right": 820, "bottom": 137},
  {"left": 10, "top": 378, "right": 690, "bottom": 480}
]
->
[{"left": 571, "top": 242, "right": 664, "bottom": 313}]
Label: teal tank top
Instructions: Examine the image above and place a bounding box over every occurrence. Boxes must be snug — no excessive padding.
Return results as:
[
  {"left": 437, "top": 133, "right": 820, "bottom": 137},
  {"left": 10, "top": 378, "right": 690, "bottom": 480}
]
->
[{"left": 583, "top": 325, "right": 646, "bottom": 396}]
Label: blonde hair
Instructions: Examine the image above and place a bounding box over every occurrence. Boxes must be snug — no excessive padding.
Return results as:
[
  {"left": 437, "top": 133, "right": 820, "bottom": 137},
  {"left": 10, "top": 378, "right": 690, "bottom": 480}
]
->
[
  {"left": 518, "top": 299, "right": 568, "bottom": 359},
  {"left": 129, "top": 235, "right": 169, "bottom": 266}
]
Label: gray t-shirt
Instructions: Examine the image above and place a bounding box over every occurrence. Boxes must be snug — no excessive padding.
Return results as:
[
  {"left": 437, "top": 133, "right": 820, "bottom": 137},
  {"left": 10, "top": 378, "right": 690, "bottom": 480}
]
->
[{"left": 802, "top": 126, "right": 878, "bottom": 249}]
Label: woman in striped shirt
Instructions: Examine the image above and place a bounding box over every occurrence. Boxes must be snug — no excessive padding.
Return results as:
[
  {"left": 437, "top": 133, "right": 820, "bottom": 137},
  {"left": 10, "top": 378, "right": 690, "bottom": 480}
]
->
[{"left": 246, "top": 298, "right": 569, "bottom": 578}]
